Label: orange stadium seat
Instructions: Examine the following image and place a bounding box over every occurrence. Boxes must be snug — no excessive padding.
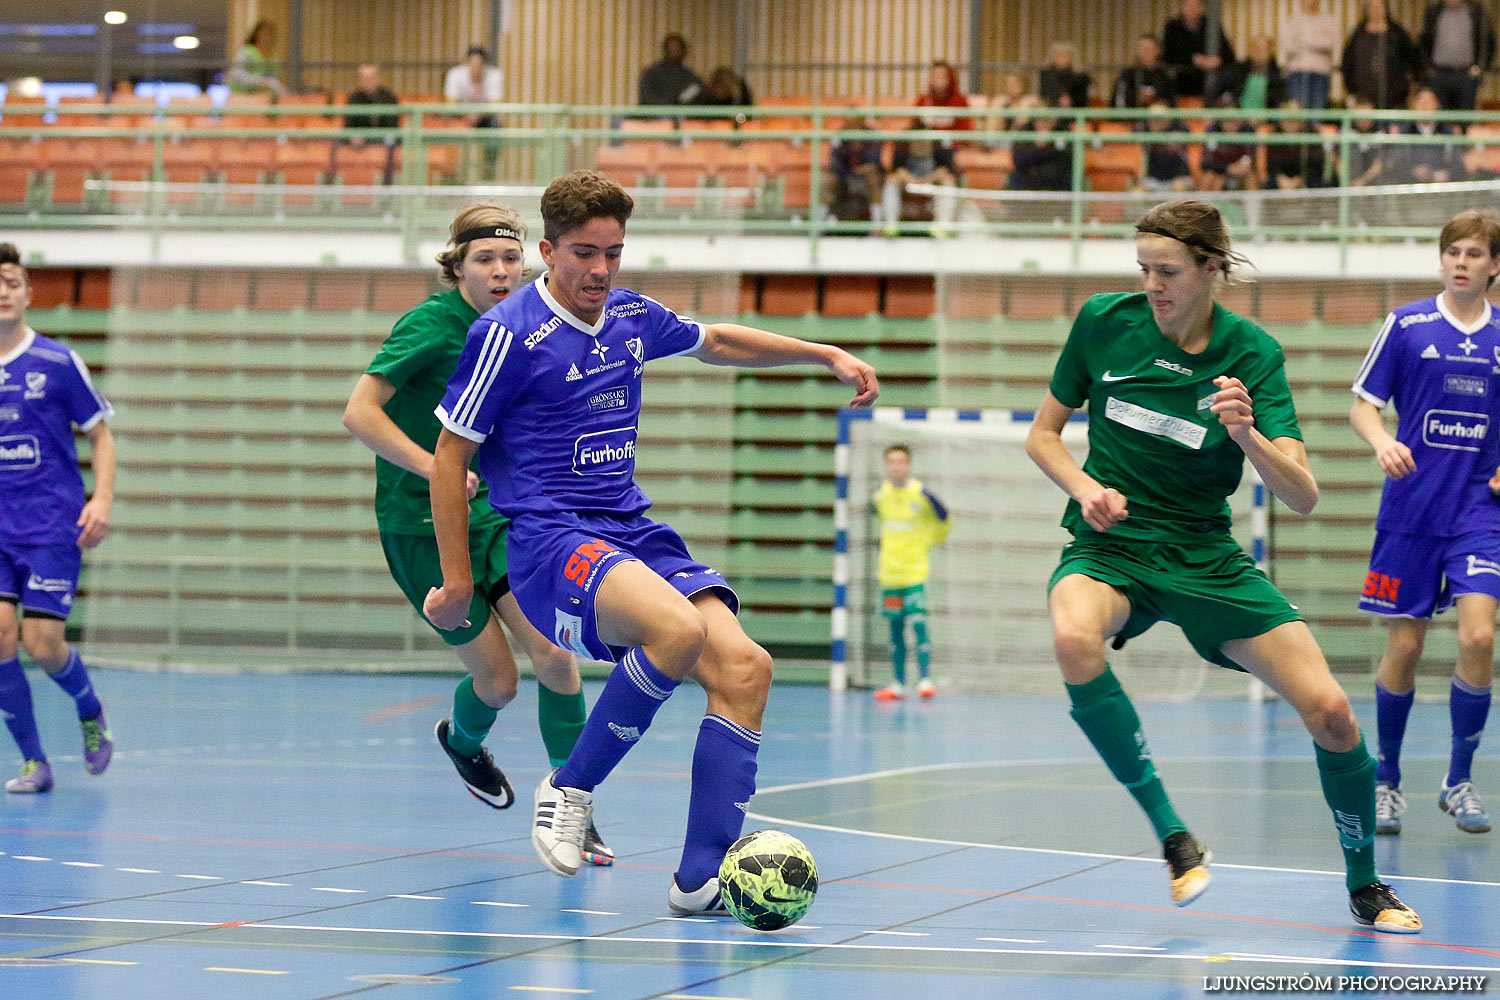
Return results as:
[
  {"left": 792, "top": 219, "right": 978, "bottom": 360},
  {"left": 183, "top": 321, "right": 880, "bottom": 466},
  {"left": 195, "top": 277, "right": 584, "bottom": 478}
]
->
[
  {"left": 275, "top": 141, "right": 329, "bottom": 205},
  {"left": 0, "top": 138, "right": 38, "bottom": 205},
  {"left": 1257, "top": 280, "right": 1317, "bottom": 325},
  {"left": 739, "top": 274, "right": 759, "bottom": 313},
  {"left": 1006, "top": 276, "right": 1069, "bottom": 320},
  {"left": 56, "top": 95, "right": 106, "bottom": 128},
  {"left": 126, "top": 269, "right": 195, "bottom": 310},
  {"left": 759, "top": 275, "right": 818, "bottom": 316},
  {"left": 821, "top": 275, "right": 879, "bottom": 316},
  {"left": 27, "top": 269, "right": 76, "bottom": 308},
  {"left": 941, "top": 274, "right": 1004, "bottom": 320},
  {"left": 37, "top": 138, "right": 98, "bottom": 205},
  {"left": 251, "top": 270, "right": 311, "bottom": 310},
  {"left": 217, "top": 139, "right": 276, "bottom": 205},
  {"left": 883, "top": 276, "right": 936, "bottom": 318},
  {"left": 160, "top": 140, "right": 216, "bottom": 205},
  {"left": 100, "top": 140, "right": 153, "bottom": 205},
  {"left": 1321, "top": 285, "right": 1385, "bottom": 325},
  {"left": 330, "top": 142, "right": 394, "bottom": 206},
  {"left": 311, "top": 273, "right": 372, "bottom": 312},
  {"left": 1217, "top": 281, "right": 1254, "bottom": 317},
  {"left": 954, "top": 146, "right": 1011, "bottom": 191},
  {"left": 78, "top": 269, "right": 111, "bottom": 309},
  {"left": 594, "top": 143, "right": 656, "bottom": 187},
  {"left": 206, "top": 269, "right": 254, "bottom": 310},
  {"left": 0, "top": 96, "right": 48, "bottom": 129},
  {"left": 370, "top": 271, "right": 434, "bottom": 313}
]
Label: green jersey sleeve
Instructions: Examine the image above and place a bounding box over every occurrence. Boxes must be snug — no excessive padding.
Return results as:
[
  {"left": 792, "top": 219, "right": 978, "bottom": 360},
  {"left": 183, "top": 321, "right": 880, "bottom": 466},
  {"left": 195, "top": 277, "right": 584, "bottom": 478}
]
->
[
  {"left": 366, "top": 309, "right": 437, "bottom": 390},
  {"left": 1049, "top": 297, "right": 1098, "bottom": 409},
  {"left": 1247, "top": 344, "right": 1303, "bottom": 443}
]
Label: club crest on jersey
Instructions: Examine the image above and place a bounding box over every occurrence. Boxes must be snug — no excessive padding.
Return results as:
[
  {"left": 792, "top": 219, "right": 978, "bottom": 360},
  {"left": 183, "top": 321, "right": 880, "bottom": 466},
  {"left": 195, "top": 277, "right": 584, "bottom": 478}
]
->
[
  {"left": 23, "top": 372, "right": 45, "bottom": 399},
  {"left": 627, "top": 337, "right": 644, "bottom": 363}
]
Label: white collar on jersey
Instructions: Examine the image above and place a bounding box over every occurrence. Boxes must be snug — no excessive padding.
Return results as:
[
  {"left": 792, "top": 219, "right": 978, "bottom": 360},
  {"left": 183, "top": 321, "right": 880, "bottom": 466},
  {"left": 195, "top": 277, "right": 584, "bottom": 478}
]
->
[
  {"left": 1437, "top": 293, "right": 1493, "bottom": 335},
  {"left": 0, "top": 327, "right": 37, "bottom": 366},
  {"left": 537, "top": 273, "right": 608, "bottom": 338}
]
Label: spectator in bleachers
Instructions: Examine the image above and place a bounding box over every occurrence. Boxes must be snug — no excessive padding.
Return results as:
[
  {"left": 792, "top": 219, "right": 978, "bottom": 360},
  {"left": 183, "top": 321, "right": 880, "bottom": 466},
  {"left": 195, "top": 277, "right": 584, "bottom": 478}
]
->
[
  {"left": 1139, "top": 103, "right": 1194, "bottom": 192},
  {"left": 344, "top": 64, "right": 400, "bottom": 135},
  {"left": 1006, "top": 99, "right": 1072, "bottom": 192},
  {"left": 1209, "top": 35, "right": 1287, "bottom": 111},
  {"left": 1279, "top": 0, "right": 1341, "bottom": 110},
  {"left": 1110, "top": 34, "right": 1178, "bottom": 109},
  {"left": 696, "top": 66, "right": 753, "bottom": 108},
  {"left": 1265, "top": 102, "right": 1332, "bottom": 189},
  {"left": 1162, "top": 0, "right": 1236, "bottom": 101},
  {"left": 882, "top": 135, "right": 960, "bottom": 236},
  {"left": 1384, "top": 86, "right": 1466, "bottom": 183},
  {"left": 916, "top": 60, "right": 971, "bottom": 132},
  {"left": 1346, "top": 98, "right": 1392, "bottom": 186},
  {"left": 1039, "top": 42, "right": 1092, "bottom": 110},
  {"left": 228, "top": 19, "right": 285, "bottom": 96},
  {"left": 1342, "top": 1, "right": 1423, "bottom": 108},
  {"left": 1199, "top": 99, "right": 1261, "bottom": 190},
  {"left": 639, "top": 33, "right": 704, "bottom": 107},
  {"left": 445, "top": 46, "right": 503, "bottom": 124},
  {"left": 992, "top": 71, "right": 1033, "bottom": 127},
  {"left": 1418, "top": 0, "right": 1496, "bottom": 112},
  {"left": 827, "top": 118, "right": 885, "bottom": 224}
]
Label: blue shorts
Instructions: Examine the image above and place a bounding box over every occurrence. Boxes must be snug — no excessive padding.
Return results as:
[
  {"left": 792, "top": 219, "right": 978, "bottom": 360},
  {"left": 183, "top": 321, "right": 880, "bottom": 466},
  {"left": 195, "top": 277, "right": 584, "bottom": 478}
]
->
[
  {"left": 506, "top": 510, "right": 738, "bottom": 662},
  {"left": 0, "top": 541, "right": 82, "bottom": 619},
  {"left": 1360, "top": 529, "right": 1500, "bottom": 618}
]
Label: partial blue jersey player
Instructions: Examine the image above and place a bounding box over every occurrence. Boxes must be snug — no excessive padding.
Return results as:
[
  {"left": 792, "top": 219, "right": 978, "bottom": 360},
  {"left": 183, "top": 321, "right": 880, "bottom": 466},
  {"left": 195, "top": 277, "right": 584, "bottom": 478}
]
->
[
  {"left": 1350, "top": 210, "right": 1500, "bottom": 837},
  {"left": 425, "top": 171, "right": 878, "bottom": 912},
  {"left": 0, "top": 243, "right": 117, "bottom": 795}
]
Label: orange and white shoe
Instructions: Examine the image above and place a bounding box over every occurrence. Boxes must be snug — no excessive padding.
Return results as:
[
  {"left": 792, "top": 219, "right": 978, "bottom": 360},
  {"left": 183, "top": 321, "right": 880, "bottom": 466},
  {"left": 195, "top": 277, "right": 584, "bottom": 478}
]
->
[
  {"left": 917, "top": 679, "right": 935, "bottom": 699},
  {"left": 874, "top": 684, "right": 905, "bottom": 701}
]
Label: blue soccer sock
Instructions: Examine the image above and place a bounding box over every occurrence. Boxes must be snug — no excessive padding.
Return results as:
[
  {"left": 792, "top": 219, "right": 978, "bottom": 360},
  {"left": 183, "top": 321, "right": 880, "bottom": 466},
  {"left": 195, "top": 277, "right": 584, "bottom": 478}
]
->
[
  {"left": 887, "top": 616, "right": 907, "bottom": 684},
  {"left": 46, "top": 648, "right": 102, "bottom": 720},
  {"left": 676, "top": 714, "right": 760, "bottom": 892},
  {"left": 553, "top": 647, "right": 678, "bottom": 792},
  {"left": 912, "top": 616, "right": 931, "bottom": 679},
  {"left": 1447, "top": 676, "right": 1491, "bottom": 786},
  {"left": 1374, "top": 681, "right": 1415, "bottom": 787},
  {"left": 0, "top": 656, "right": 46, "bottom": 763}
]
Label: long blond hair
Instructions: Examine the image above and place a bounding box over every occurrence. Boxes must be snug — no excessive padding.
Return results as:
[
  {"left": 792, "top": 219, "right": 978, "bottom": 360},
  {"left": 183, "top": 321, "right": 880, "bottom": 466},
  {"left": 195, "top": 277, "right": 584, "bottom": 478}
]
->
[{"left": 435, "top": 202, "right": 526, "bottom": 286}]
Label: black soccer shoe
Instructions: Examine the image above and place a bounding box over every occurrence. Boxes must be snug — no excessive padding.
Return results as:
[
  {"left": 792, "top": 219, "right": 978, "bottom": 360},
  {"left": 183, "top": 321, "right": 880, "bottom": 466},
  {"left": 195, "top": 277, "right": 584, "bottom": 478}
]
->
[
  {"left": 435, "top": 718, "right": 515, "bottom": 810},
  {"left": 582, "top": 820, "right": 615, "bottom": 866},
  {"left": 1349, "top": 881, "right": 1421, "bottom": 933},
  {"left": 1162, "top": 831, "right": 1212, "bottom": 906}
]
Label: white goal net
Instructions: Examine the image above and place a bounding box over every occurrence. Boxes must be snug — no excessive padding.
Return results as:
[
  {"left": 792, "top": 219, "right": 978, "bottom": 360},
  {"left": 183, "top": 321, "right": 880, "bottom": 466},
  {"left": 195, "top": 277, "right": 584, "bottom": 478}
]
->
[{"left": 833, "top": 408, "right": 1265, "bottom": 701}]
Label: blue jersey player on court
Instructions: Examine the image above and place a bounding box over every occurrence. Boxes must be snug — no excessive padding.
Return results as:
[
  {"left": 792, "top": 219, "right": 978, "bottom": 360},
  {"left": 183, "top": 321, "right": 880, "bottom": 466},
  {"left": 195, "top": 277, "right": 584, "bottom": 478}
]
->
[
  {"left": 425, "top": 170, "right": 879, "bottom": 911},
  {"left": 1351, "top": 210, "right": 1500, "bottom": 836},
  {"left": 0, "top": 243, "right": 116, "bottom": 794}
]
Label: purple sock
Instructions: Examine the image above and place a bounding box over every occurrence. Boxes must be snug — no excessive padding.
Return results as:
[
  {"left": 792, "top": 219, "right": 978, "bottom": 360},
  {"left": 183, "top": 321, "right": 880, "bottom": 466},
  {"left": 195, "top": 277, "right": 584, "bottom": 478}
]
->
[
  {"left": 1375, "top": 681, "right": 1415, "bottom": 787},
  {"left": 1447, "top": 677, "right": 1491, "bottom": 786},
  {"left": 47, "top": 648, "right": 101, "bottom": 720},
  {"left": 675, "top": 714, "right": 761, "bottom": 892},
  {"left": 553, "top": 647, "right": 677, "bottom": 792},
  {"left": 0, "top": 656, "right": 46, "bottom": 762}
]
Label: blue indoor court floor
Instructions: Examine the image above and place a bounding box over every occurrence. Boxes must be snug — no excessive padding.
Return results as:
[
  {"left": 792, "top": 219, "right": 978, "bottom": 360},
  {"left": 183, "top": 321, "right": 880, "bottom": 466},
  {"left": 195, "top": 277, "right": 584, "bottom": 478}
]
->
[{"left": 1, "top": 669, "right": 1496, "bottom": 999}]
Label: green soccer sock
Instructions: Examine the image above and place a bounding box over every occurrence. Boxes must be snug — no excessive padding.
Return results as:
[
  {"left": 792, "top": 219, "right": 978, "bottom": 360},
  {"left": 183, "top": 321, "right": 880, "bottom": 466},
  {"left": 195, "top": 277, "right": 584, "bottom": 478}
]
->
[
  {"left": 1066, "top": 666, "right": 1187, "bottom": 842},
  {"left": 888, "top": 615, "right": 908, "bottom": 684},
  {"left": 538, "top": 681, "right": 588, "bottom": 768},
  {"left": 1314, "top": 737, "right": 1380, "bottom": 893},
  {"left": 448, "top": 675, "right": 498, "bottom": 758},
  {"left": 912, "top": 617, "right": 931, "bottom": 679}
]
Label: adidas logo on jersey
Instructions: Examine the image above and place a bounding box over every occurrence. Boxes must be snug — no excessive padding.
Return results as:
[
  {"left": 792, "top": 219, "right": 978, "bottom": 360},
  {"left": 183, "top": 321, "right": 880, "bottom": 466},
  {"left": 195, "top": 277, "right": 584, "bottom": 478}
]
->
[
  {"left": 1422, "top": 344, "right": 1440, "bottom": 359},
  {"left": 565, "top": 363, "right": 583, "bottom": 382},
  {"left": 608, "top": 722, "right": 643, "bottom": 742}
]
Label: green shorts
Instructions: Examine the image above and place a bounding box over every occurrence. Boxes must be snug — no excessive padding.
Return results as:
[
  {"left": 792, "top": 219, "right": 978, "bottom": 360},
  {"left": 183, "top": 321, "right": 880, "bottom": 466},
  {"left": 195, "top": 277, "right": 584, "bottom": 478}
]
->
[
  {"left": 881, "top": 583, "right": 928, "bottom": 618},
  {"left": 380, "top": 518, "right": 510, "bottom": 646},
  {"left": 1046, "top": 533, "right": 1303, "bottom": 670}
]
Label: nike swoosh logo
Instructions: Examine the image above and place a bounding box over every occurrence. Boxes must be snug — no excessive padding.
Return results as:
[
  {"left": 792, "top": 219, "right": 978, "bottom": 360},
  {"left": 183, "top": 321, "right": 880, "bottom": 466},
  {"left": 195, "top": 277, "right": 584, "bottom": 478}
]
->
[
  {"left": 761, "top": 891, "right": 805, "bottom": 904},
  {"left": 1100, "top": 371, "right": 1136, "bottom": 382}
]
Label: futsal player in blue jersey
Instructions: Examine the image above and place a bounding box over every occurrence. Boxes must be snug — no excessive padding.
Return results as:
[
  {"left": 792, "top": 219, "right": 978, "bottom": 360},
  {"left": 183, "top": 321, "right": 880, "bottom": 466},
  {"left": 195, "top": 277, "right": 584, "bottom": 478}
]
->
[
  {"left": 0, "top": 243, "right": 116, "bottom": 794},
  {"left": 1351, "top": 210, "right": 1500, "bottom": 836},
  {"left": 425, "top": 170, "right": 878, "bottom": 911}
]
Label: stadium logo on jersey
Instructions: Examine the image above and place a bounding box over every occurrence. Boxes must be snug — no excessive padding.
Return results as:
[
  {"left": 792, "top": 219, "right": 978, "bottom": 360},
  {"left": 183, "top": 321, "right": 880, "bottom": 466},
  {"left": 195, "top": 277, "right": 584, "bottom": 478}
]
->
[
  {"left": 1422, "top": 344, "right": 1440, "bottom": 359},
  {"left": 23, "top": 372, "right": 44, "bottom": 399},
  {"left": 0, "top": 434, "right": 39, "bottom": 470},
  {"left": 573, "top": 427, "right": 637, "bottom": 475},
  {"left": 627, "top": 337, "right": 644, "bottom": 363},
  {"left": 1153, "top": 359, "right": 1194, "bottom": 376},
  {"left": 565, "top": 363, "right": 583, "bottom": 382},
  {"left": 1423, "top": 409, "right": 1489, "bottom": 451},
  {"left": 1399, "top": 310, "right": 1441, "bottom": 329},
  {"left": 526, "top": 317, "right": 562, "bottom": 349},
  {"left": 1104, "top": 397, "right": 1207, "bottom": 450},
  {"left": 587, "top": 387, "right": 629, "bottom": 413},
  {"left": 1467, "top": 556, "right": 1500, "bottom": 579},
  {"left": 1445, "top": 374, "right": 1487, "bottom": 397},
  {"left": 553, "top": 609, "right": 591, "bottom": 658}
]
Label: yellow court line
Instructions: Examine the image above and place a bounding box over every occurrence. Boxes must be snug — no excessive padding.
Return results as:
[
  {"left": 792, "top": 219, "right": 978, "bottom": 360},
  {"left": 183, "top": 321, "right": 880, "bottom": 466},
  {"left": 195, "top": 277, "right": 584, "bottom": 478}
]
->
[
  {"left": 62, "top": 958, "right": 138, "bottom": 966},
  {"left": 508, "top": 988, "right": 593, "bottom": 995},
  {"left": 204, "top": 966, "right": 290, "bottom": 975}
]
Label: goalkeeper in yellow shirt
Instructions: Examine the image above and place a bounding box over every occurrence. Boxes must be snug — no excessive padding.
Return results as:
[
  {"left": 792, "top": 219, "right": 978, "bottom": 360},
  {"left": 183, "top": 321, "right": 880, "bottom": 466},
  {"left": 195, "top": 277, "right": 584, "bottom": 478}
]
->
[{"left": 870, "top": 444, "right": 951, "bottom": 700}]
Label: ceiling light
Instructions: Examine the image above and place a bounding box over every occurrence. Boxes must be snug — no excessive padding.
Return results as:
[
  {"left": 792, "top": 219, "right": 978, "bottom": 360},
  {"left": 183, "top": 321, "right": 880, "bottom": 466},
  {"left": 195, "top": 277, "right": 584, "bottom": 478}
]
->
[
  {"left": 172, "top": 34, "right": 199, "bottom": 49},
  {"left": 104, "top": 11, "right": 128, "bottom": 25}
]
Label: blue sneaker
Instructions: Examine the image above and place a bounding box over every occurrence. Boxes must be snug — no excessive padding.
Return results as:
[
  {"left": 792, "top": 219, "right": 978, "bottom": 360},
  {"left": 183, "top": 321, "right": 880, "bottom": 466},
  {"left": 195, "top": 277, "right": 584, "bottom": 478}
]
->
[
  {"left": 5, "top": 760, "right": 53, "bottom": 794},
  {"left": 1440, "top": 780, "right": 1491, "bottom": 834}
]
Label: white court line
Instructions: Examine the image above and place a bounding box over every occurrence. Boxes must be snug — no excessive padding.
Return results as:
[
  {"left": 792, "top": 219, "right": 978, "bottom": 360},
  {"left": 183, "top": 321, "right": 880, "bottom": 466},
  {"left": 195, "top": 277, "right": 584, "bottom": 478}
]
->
[
  {"left": 391, "top": 894, "right": 443, "bottom": 900},
  {"left": 117, "top": 868, "right": 159, "bottom": 874},
  {"left": 561, "top": 909, "right": 618, "bottom": 916},
  {"left": 750, "top": 759, "right": 1500, "bottom": 888},
  {"left": 12, "top": 856, "right": 52, "bottom": 862},
  {"left": 866, "top": 930, "right": 929, "bottom": 937},
  {"left": 1097, "top": 944, "right": 1168, "bottom": 951},
  {"left": 310, "top": 888, "right": 365, "bottom": 894},
  {"left": 3, "top": 914, "right": 1495, "bottom": 974},
  {"left": 243, "top": 881, "right": 292, "bottom": 887},
  {"left": 61, "top": 862, "right": 103, "bottom": 868},
  {"left": 177, "top": 875, "right": 222, "bottom": 881},
  {"left": 474, "top": 902, "right": 528, "bottom": 908},
  {"left": 978, "top": 937, "right": 1046, "bottom": 944}
]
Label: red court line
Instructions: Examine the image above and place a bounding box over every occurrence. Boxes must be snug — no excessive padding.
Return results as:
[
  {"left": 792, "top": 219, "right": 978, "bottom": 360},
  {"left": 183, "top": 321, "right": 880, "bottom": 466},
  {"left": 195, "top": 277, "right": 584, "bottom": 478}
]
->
[
  {"left": 361, "top": 695, "right": 444, "bottom": 725},
  {"left": 838, "top": 878, "right": 1500, "bottom": 959}
]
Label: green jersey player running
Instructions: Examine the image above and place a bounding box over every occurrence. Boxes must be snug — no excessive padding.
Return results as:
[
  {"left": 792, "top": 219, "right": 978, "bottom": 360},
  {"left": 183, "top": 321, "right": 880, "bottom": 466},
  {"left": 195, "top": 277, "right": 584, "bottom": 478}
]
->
[
  {"left": 1025, "top": 199, "right": 1420, "bottom": 933},
  {"left": 343, "top": 202, "right": 611, "bottom": 864}
]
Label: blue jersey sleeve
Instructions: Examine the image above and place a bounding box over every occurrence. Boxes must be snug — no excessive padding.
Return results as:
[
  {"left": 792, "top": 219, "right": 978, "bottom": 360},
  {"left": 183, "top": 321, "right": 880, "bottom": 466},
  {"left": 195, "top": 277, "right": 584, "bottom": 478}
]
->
[
  {"left": 1352, "top": 313, "right": 1400, "bottom": 408},
  {"left": 639, "top": 296, "right": 706, "bottom": 361},
  {"left": 436, "top": 317, "right": 528, "bottom": 443},
  {"left": 63, "top": 350, "right": 114, "bottom": 431}
]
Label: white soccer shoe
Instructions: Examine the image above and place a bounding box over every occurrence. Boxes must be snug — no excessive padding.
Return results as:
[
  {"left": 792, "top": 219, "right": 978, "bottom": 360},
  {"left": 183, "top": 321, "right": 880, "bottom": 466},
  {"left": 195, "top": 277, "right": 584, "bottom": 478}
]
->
[
  {"left": 532, "top": 770, "right": 591, "bottom": 877},
  {"left": 668, "top": 875, "right": 727, "bottom": 914}
]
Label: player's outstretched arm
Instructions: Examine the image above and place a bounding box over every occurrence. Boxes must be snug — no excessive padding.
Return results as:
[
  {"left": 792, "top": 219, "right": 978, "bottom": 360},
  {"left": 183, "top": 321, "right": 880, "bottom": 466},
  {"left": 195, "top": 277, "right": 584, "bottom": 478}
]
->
[
  {"left": 1024, "top": 392, "right": 1128, "bottom": 532},
  {"left": 423, "top": 429, "right": 480, "bottom": 631},
  {"left": 343, "top": 374, "right": 480, "bottom": 498},
  {"left": 77, "top": 422, "right": 116, "bottom": 549},
  {"left": 692, "top": 323, "right": 879, "bottom": 407},
  {"left": 1349, "top": 396, "right": 1416, "bottom": 480},
  {"left": 1211, "top": 376, "right": 1319, "bottom": 515}
]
